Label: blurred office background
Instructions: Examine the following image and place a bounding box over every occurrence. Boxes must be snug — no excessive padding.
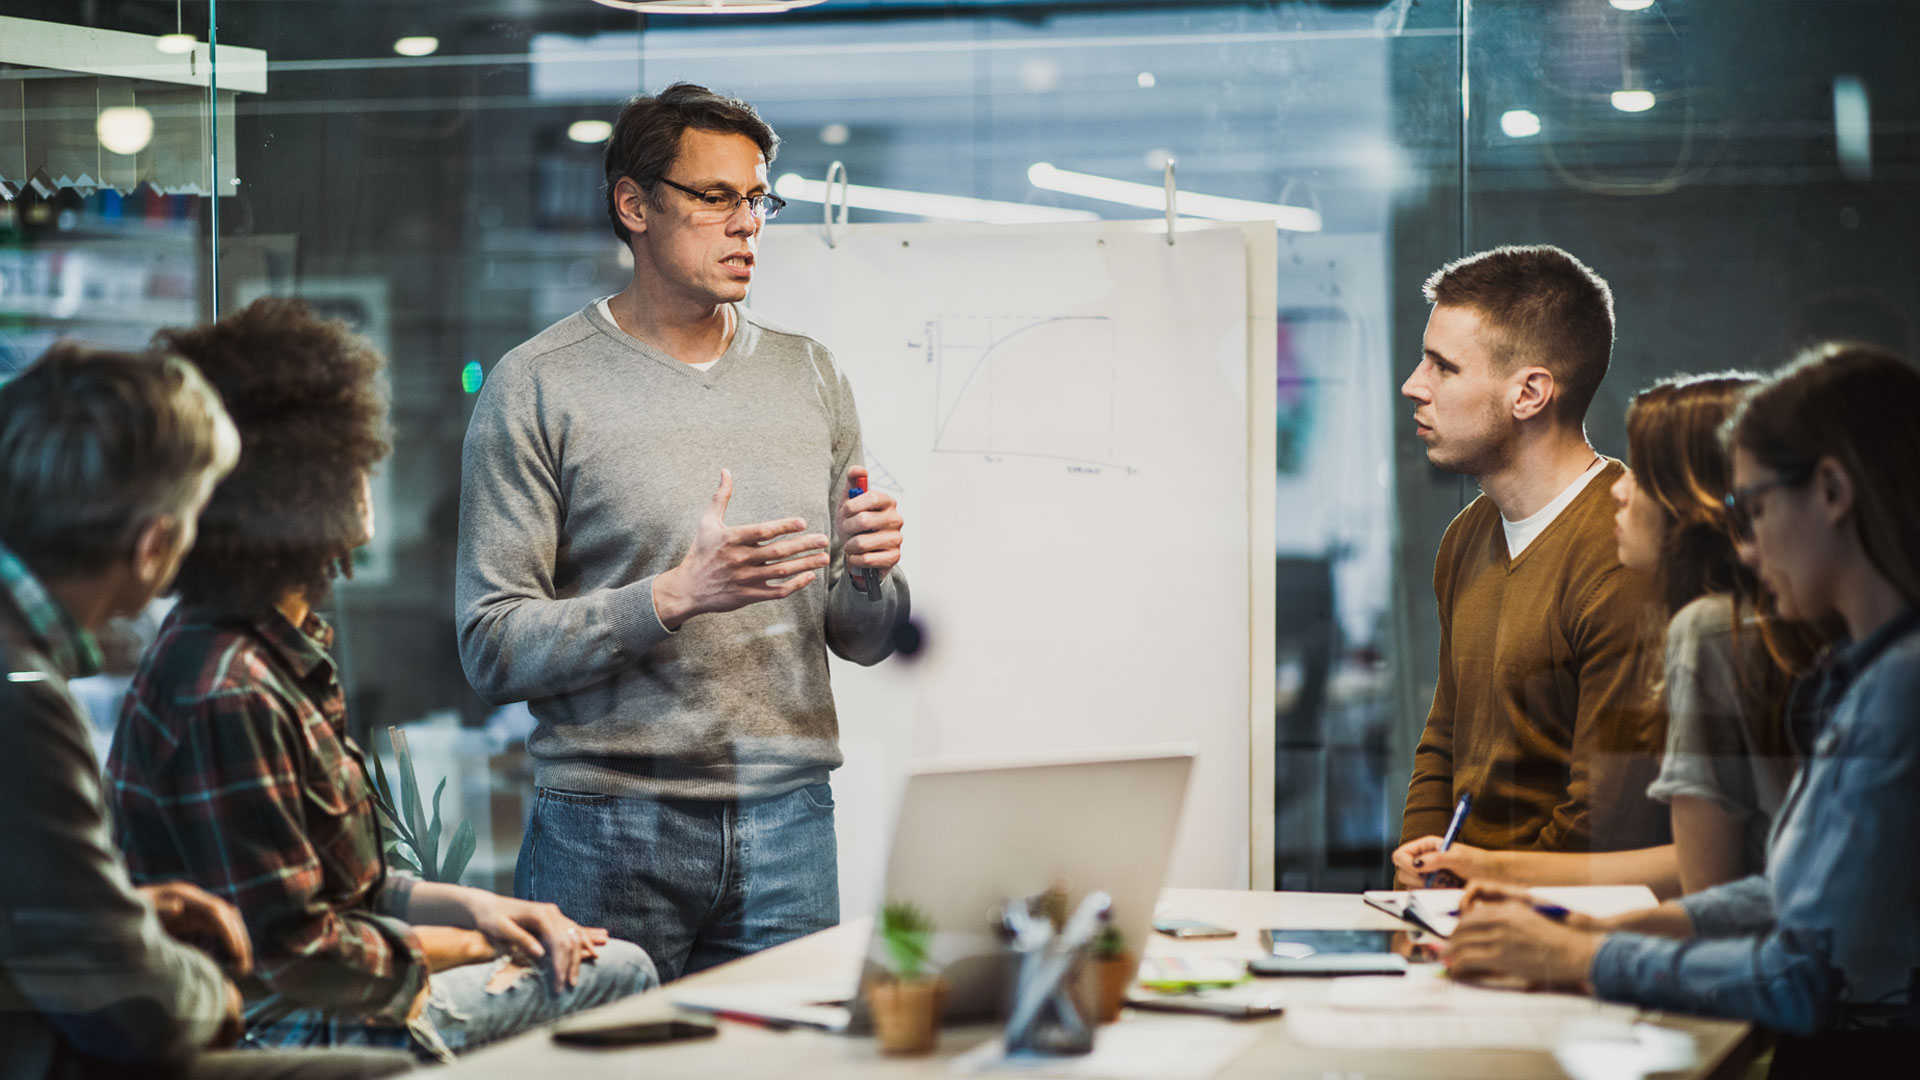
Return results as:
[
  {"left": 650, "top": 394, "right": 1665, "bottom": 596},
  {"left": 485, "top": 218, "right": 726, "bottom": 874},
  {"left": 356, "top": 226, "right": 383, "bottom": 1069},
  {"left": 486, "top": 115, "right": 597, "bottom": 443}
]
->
[{"left": 3, "top": 0, "right": 1914, "bottom": 893}]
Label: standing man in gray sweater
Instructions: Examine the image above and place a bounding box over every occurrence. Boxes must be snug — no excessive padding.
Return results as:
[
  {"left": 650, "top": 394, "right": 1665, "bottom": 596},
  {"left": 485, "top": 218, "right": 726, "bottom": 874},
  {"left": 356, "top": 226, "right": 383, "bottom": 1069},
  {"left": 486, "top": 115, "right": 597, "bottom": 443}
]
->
[{"left": 457, "top": 83, "right": 907, "bottom": 982}]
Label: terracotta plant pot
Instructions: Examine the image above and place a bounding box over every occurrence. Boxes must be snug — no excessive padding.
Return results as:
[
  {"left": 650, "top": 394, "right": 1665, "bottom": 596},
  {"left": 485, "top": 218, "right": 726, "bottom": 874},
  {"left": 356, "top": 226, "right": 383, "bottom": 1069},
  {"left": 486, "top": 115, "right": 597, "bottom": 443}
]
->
[
  {"left": 869, "top": 976, "right": 949, "bottom": 1055},
  {"left": 1088, "top": 952, "right": 1135, "bottom": 1024}
]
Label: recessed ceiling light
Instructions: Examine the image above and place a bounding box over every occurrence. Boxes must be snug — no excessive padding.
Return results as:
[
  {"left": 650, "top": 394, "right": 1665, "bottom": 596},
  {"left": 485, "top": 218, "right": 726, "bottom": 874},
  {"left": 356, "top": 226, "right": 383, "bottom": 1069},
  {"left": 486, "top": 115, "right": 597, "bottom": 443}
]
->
[
  {"left": 154, "top": 33, "right": 196, "bottom": 54},
  {"left": 819, "top": 123, "right": 851, "bottom": 147},
  {"left": 1500, "top": 109, "right": 1542, "bottom": 137},
  {"left": 1610, "top": 90, "right": 1656, "bottom": 113},
  {"left": 1609, "top": 0, "right": 1656, "bottom": 11},
  {"left": 568, "top": 120, "right": 614, "bottom": 143},
  {"left": 1137, "top": 72, "right": 1157, "bottom": 89},
  {"left": 394, "top": 37, "right": 440, "bottom": 58}
]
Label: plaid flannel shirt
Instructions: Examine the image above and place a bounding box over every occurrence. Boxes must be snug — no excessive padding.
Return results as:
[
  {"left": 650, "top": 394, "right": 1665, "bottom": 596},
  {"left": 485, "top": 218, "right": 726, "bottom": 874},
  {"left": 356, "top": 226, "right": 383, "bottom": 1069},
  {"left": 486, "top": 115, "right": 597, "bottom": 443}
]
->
[
  {"left": 0, "top": 542, "right": 102, "bottom": 680},
  {"left": 106, "top": 604, "right": 427, "bottom": 1034}
]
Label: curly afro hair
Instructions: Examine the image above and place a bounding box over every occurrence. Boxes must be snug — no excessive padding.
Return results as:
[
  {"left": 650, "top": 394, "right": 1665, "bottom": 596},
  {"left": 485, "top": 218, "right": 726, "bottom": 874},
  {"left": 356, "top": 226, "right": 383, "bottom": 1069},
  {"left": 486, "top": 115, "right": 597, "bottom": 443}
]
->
[{"left": 155, "top": 298, "right": 391, "bottom": 617}]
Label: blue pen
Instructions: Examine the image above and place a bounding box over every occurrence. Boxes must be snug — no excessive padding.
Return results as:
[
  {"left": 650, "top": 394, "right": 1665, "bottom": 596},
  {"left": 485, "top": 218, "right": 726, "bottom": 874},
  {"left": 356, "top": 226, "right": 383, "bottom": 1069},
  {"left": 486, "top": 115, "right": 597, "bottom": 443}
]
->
[
  {"left": 846, "top": 485, "right": 884, "bottom": 603},
  {"left": 1424, "top": 793, "right": 1472, "bottom": 888}
]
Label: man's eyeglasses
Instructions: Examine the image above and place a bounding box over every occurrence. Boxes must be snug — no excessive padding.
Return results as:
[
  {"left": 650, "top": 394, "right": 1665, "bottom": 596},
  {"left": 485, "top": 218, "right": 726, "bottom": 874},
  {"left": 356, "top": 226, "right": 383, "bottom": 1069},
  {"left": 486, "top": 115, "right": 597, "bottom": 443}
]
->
[
  {"left": 1724, "top": 468, "right": 1811, "bottom": 540},
  {"left": 655, "top": 177, "right": 787, "bottom": 222}
]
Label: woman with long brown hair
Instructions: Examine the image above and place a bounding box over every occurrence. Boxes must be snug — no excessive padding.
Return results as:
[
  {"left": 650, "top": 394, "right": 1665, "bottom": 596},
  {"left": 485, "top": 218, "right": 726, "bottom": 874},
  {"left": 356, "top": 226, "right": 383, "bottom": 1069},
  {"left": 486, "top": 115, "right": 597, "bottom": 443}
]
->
[
  {"left": 1449, "top": 344, "right": 1920, "bottom": 1055},
  {"left": 1395, "top": 373, "right": 1806, "bottom": 897}
]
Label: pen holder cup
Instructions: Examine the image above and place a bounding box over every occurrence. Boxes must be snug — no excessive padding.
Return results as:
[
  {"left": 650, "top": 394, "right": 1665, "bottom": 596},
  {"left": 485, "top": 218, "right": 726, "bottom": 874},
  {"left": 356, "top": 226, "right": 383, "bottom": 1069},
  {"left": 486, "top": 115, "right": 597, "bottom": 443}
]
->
[{"left": 1004, "top": 938, "right": 1097, "bottom": 1056}]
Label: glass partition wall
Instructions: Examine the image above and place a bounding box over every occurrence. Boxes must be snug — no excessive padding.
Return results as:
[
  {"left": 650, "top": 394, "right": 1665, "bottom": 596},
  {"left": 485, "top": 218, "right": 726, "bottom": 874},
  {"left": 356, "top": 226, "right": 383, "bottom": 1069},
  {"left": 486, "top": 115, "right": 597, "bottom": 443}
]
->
[{"left": 4, "top": 0, "right": 1911, "bottom": 897}]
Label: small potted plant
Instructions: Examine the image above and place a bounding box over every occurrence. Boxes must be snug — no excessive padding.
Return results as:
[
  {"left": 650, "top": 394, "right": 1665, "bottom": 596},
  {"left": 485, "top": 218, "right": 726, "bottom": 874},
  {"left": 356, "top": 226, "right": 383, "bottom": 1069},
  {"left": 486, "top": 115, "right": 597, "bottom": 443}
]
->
[
  {"left": 868, "top": 900, "right": 947, "bottom": 1055},
  {"left": 1086, "top": 921, "right": 1134, "bottom": 1024}
]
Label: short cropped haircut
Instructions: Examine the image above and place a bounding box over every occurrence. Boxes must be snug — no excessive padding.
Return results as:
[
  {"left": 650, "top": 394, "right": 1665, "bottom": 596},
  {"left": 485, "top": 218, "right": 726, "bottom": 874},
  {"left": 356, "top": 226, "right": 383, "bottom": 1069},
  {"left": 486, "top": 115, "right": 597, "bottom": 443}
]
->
[
  {"left": 0, "top": 344, "right": 238, "bottom": 580},
  {"left": 156, "top": 298, "right": 391, "bottom": 617},
  {"left": 1424, "top": 245, "right": 1616, "bottom": 423},
  {"left": 603, "top": 82, "right": 780, "bottom": 244}
]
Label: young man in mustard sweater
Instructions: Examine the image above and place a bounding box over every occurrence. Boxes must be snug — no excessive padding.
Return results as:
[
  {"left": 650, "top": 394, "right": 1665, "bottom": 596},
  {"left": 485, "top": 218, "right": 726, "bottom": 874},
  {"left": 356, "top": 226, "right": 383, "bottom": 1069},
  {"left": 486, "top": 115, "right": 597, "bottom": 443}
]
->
[{"left": 1394, "top": 245, "right": 1667, "bottom": 885}]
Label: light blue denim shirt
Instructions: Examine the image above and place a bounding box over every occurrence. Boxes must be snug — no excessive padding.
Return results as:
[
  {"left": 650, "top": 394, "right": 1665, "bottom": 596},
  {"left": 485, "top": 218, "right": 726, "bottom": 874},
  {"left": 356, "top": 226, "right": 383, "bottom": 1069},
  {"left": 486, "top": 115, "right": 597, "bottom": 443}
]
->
[{"left": 1589, "top": 607, "right": 1920, "bottom": 1036}]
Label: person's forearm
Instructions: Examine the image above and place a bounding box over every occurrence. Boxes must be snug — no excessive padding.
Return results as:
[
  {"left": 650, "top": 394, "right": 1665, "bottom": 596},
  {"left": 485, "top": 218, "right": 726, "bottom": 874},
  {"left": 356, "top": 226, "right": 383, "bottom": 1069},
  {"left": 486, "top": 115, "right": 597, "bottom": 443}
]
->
[
  {"left": 411, "top": 926, "right": 497, "bottom": 972},
  {"left": 403, "top": 881, "right": 482, "bottom": 928},
  {"left": 651, "top": 566, "right": 699, "bottom": 630},
  {"left": 1598, "top": 900, "right": 1695, "bottom": 939},
  {"left": 1480, "top": 845, "right": 1681, "bottom": 899}
]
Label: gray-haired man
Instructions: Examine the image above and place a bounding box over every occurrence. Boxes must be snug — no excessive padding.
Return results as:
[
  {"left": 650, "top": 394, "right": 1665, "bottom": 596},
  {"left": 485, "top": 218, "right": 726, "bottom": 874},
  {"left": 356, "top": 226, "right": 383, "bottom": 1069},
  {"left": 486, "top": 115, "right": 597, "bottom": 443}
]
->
[{"left": 0, "top": 343, "right": 411, "bottom": 1080}]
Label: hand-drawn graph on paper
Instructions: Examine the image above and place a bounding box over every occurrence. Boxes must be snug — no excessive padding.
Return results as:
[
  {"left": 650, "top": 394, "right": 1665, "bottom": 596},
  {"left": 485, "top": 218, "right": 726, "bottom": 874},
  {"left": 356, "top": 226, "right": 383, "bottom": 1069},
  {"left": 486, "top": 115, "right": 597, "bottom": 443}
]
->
[{"left": 926, "top": 314, "right": 1131, "bottom": 471}]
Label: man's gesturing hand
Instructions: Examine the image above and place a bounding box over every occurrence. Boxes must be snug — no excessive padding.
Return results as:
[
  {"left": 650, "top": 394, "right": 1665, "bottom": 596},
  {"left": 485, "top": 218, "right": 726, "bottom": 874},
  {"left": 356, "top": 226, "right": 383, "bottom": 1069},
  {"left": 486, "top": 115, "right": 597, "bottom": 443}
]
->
[
  {"left": 652, "top": 469, "right": 830, "bottom": 630},
  {"left": 839, "top": 466, "right": 904, "bottom": 587}
]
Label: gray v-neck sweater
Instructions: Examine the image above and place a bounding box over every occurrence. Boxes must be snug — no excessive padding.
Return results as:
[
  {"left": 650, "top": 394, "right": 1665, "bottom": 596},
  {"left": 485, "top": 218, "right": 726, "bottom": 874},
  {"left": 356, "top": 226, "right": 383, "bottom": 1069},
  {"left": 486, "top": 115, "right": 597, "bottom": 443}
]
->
[{"left": 456, "top": 302, "right": 906, "bottom": 801}]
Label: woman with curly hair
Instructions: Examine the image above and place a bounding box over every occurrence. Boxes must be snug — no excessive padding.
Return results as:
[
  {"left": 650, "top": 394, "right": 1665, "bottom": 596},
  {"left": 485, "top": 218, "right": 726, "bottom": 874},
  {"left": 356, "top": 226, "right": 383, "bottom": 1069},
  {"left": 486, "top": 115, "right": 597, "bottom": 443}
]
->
[
  {"left": 105, "top": 299, "right": 655, "bottom": 1060},
  {"left": 1396, "top": 373, "right": 1811, "bottom": 898},
  {"left": 1448, "top": 344, "right": 1920, "bottom": 1066}
]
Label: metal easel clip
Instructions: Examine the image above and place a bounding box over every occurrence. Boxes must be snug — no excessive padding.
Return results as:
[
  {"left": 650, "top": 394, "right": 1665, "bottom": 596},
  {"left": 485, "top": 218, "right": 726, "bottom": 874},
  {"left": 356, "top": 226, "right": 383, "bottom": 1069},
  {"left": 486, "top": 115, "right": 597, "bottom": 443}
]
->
[
  {"left": 1163, "top": 159, "right": 1178, "bottom": 246},
  {"left": 824, "top": 160, "right": 851, "bottom": 249}
]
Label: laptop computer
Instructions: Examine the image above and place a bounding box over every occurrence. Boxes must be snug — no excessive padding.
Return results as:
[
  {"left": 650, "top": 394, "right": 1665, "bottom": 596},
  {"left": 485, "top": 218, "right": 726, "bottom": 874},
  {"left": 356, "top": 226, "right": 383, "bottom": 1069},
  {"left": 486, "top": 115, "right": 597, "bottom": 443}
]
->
[{"left": 672, "top": 745, "right": 1196, "bottom": 1031}]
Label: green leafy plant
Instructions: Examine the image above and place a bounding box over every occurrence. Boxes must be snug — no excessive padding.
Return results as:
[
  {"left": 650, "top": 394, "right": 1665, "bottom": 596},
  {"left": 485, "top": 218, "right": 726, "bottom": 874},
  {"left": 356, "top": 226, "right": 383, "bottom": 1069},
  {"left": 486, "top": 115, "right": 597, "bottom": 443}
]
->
[
  {"left": 878, "top": 900, "right": 937, "bottom": 981},
  {"left": 368, "top": 725, "right": 476, "bottom": 884},
  {"left": 1094, "top": 923, "right": 1127, "bottom": 961}
]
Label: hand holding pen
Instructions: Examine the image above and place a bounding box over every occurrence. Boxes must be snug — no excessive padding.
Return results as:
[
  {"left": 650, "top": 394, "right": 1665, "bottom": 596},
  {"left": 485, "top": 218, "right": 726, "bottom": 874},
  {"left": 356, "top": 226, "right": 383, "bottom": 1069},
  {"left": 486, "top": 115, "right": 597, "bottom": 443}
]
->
[{"left": 1418, "top": 794, "right": 1472, "bottom": 888}]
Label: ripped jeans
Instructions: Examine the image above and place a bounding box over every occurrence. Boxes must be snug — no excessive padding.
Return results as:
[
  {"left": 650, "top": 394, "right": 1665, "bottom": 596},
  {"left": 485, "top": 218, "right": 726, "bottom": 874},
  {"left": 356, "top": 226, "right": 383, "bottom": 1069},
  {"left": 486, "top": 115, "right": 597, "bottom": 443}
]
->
[{"left": 243, "top": 939, "right": 656, "bottom": 1060}]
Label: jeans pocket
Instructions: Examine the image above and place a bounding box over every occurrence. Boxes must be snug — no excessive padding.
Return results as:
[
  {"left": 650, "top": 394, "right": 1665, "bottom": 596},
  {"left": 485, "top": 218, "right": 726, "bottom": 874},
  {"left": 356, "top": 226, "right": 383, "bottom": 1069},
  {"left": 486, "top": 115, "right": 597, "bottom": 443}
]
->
[
  {"left": 539, "top": 786, "right": 612, "bottom": 804},
  {"left": 799, "top": 783, "right": 836, "bottom": 811}
]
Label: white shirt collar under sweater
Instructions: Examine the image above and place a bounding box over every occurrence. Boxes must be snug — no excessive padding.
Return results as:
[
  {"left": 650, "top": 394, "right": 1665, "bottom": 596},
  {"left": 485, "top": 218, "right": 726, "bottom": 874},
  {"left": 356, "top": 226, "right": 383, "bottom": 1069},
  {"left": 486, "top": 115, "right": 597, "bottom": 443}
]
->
[
  {"left": 597, "top": 297, "right": 722, "bottom": 372},
  {"left": 1500, "top": 455, "right": 1607, "bottom": 558}
]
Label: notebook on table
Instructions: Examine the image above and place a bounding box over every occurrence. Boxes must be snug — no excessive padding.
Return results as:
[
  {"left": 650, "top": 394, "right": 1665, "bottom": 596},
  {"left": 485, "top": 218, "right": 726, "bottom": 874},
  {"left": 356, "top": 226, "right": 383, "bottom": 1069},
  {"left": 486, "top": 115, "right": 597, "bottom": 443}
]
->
[{"left": 1362, "top": 884, "right": 1660, "bottom": 939}]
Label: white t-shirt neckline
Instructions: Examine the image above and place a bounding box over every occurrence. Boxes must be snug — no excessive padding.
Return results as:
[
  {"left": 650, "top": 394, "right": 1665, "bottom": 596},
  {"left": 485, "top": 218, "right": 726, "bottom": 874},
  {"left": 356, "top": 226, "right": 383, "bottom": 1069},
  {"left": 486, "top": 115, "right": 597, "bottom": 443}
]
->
[
  {"left": 1501, "top": 456, "right": 1608, "bottom": 559},
  {"left": 596, "top": 297, "right": 722, "bottom": 372}
]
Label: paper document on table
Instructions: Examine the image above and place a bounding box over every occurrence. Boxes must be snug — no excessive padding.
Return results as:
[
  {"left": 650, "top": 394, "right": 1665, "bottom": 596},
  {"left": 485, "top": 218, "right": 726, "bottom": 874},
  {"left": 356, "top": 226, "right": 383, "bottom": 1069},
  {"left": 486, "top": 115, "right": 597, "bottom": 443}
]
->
[
  {"left": 1284, "top": 1005, "right": 1647, "bottom": 1051},
  {"left": 1286, "top": 968, "right": 1647, "bottom": 1050},
  {"left": 950, "top": 1018, "right": 1261, "bottom": 1080},
  {"left": 1363, "top": 885, "right": 1659, "bottom": 938}
]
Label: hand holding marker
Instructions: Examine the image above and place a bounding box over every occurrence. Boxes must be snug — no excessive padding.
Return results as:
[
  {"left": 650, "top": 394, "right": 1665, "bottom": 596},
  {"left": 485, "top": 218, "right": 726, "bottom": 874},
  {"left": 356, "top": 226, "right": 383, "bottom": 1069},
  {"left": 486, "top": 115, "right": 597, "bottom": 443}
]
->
[{"left": 845, "top": 467, "right": 884, "bottom": 602}]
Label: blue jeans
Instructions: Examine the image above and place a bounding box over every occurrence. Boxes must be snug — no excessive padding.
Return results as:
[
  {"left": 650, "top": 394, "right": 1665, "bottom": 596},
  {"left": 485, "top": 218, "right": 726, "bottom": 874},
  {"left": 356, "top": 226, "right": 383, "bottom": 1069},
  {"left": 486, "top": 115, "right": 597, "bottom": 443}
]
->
[
  {"left": 245, "top": 939, "right": 656, "bottom": 1060},
  {"left": 516, "top": 783, "right": 840, "bottom": 983}
]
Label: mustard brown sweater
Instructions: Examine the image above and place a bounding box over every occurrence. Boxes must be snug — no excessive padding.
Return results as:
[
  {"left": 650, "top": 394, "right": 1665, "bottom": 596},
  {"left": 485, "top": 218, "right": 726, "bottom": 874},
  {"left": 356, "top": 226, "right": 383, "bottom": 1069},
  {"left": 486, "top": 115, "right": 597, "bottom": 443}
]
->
[{"left": 1401, "top": 459, "right": 1670, "bottom": 853}]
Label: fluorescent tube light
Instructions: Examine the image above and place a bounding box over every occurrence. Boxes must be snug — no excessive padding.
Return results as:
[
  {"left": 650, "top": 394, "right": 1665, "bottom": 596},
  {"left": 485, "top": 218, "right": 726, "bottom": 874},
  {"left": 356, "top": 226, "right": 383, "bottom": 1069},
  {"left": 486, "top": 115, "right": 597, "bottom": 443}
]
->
[
  {"left": 1026, "top": 163, "right": 1321, "bottom": 232},
  {"left": 1609, "top": 1, "right": 1655, "bottom": 11},
  {"left": 591, "top": 0, "right": 829, "bottom": 12},
  {"left": 1611, "top": 90, "right": 1656, "bottom": 113},
  {"left": 773, "top": 173, "right": 1097, "bottom": 225},
  {"left": 394, "top": 37, "right": 440, "bottom": 58}
]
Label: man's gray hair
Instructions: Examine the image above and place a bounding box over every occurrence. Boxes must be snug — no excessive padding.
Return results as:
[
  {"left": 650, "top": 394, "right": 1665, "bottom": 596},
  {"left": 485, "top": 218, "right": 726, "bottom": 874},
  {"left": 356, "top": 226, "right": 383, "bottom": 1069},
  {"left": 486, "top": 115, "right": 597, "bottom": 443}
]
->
[{"left": 0, "top": 343, "right": 240, "bottom": 579}]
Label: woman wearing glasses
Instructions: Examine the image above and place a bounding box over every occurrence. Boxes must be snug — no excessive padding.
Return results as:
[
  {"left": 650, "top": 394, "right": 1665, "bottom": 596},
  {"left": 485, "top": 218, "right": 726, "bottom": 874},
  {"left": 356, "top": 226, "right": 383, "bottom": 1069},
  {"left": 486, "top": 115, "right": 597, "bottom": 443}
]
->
[
  {"left": 1396, "top": 373, "right": 1815, "bottom": 897},
  {"left": 1448, "top": 344, "right": 1920, "bottom": 1061}
]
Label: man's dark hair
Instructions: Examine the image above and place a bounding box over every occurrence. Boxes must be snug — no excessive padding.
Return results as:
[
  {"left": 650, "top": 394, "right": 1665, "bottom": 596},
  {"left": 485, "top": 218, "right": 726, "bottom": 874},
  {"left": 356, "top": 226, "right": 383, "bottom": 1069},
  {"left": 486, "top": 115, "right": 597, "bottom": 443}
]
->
[
  {"left": 156, "top": 298, "right": 391, "bottom": 617},
  {"left": 603, "top": 82, "right": 780, "bottom": 244},
  {"left": 0, "top": 344, "right": 236, "bottom": 579},
  {"left": 1423, "top": 244, "right": 1616, "bottom": 423}
]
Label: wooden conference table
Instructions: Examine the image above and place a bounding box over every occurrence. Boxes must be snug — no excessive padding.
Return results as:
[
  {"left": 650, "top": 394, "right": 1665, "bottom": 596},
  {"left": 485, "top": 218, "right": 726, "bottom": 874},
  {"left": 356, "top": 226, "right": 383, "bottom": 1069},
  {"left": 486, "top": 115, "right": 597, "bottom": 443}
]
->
[{"left": 443, "top": 888, "right": 1763, "bottom": 1080}]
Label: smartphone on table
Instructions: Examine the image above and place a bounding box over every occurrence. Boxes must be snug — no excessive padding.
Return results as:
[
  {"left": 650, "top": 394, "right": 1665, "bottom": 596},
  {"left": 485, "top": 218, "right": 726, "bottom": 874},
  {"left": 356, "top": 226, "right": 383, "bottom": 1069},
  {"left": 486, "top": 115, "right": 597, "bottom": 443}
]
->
[
  {"left": 1152, "top": 916, "right": 1237, "bottom": 940},
  {"left": 552, "top": 1017, "right": 719, "bottom": 1047}
]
